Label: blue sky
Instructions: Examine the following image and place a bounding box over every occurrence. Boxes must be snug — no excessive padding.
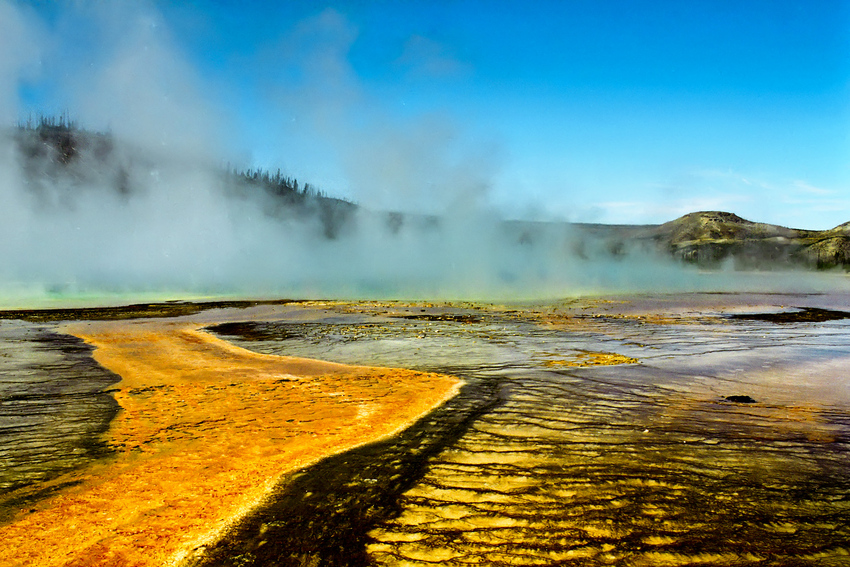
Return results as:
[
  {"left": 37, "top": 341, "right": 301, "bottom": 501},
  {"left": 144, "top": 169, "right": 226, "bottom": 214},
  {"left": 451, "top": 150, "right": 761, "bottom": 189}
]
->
[{"left": 7, "top": 0, "right": 850, "bottom": 229}]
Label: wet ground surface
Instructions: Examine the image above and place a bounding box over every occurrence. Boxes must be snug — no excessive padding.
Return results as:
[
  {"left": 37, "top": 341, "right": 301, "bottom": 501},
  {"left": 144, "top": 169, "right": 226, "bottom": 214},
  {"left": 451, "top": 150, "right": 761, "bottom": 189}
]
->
[
  {"left": 729, "top": 306, "right": 850, "bottom": 323},
  {"left": 0, "top": 298, "right": 297, "bottom": 323},
  {"left": 199, "top": 295, "right": 850, "bottom": 566},
  {"left": 2, "top": 293, "right": 850, "bottom": 566},
  {"left": 0, "top": 297, "right": 294, "bottom": 521},
  {"left": 0, "top": 322, "right": 120, "bottom": 520}
]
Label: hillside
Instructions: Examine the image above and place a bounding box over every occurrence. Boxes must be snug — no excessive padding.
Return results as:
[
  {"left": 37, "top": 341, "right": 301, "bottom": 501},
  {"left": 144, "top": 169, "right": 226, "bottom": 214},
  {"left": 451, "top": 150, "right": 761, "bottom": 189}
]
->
[
  {"left": 8, "top": 118, "right": 848, "bottom": 271},
  {"left": 647, "top": 211, "right": 849, "bottom": 269},
  {"left": 563, "top": 211, "right": 849, "bottom": 269},
  {"left": 9, "top": 117, "right": 356, "bottom": 239}
]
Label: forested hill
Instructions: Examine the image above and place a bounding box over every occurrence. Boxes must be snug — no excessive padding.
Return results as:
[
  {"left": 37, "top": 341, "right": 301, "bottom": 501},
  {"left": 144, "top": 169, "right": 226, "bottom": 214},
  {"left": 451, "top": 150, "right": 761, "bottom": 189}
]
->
[
  {"left": 10, "top": 118, "right": 849, "bottom": 271},
  {"left": 9, "top": 116, "right": 356, "bottom": 239}
]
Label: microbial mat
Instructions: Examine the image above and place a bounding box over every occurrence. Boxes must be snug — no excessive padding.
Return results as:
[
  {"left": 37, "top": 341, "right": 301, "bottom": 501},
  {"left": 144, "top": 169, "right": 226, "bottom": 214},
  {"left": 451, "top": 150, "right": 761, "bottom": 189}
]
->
[{"left": 1, "top": 293, "right": 849, "bottom": 566}]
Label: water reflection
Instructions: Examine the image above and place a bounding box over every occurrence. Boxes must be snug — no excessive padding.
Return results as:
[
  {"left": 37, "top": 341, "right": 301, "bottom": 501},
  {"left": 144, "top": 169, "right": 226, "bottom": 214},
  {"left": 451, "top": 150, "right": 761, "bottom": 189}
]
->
[
  {"left": 0, "top": 323, "right": 119, "bottom": 519},
  {"left": 207, "top": 297, "right": 850, "bottom": 566}
]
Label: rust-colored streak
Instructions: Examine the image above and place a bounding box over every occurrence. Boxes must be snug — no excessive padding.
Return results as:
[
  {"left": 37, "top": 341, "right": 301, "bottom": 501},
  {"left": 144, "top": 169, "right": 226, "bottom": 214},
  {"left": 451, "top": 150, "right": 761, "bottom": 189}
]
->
[{"left": 0, "top": 320, "right": 461, "bottom": 567}]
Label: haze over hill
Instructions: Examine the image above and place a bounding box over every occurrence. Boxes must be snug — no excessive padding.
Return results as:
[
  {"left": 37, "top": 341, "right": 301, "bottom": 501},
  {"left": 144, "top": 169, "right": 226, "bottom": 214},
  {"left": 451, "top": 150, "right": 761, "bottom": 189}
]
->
[
  {"left": 2, "top": 119, "right": 848, "bottom": 304},
  {"left": 569, "top": 211, "right": 850, "bottom": 270}
]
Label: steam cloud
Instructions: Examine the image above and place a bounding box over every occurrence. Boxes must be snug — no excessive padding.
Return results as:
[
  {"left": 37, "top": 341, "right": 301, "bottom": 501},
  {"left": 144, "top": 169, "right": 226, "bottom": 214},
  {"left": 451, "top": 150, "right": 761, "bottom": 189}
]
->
[{"left": 1, "top": 1, "right": 846, "bottom": 306}]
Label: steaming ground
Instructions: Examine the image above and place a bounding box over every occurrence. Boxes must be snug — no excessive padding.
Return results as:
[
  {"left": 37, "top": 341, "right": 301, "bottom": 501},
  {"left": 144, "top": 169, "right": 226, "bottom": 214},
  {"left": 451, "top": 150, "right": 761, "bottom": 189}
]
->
[
  {"left": 3, "top": 125, "right": 850, "bottom": 308},
  {"left": 1, "top": 1, "right": 847, "bottom": 303}
]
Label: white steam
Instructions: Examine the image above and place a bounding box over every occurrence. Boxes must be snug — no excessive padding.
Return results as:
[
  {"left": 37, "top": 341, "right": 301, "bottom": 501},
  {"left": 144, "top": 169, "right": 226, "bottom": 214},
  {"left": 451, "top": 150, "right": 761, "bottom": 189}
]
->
[{"left": 0, "top": 1, "right": 847, "bottom": 306}]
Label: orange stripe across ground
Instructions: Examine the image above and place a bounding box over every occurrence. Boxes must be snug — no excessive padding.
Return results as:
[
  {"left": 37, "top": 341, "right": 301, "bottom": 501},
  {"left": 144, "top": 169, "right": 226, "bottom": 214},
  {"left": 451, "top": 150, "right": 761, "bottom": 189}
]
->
[{"left": 0, "top": 320, "right": 461, "bottom": 567}]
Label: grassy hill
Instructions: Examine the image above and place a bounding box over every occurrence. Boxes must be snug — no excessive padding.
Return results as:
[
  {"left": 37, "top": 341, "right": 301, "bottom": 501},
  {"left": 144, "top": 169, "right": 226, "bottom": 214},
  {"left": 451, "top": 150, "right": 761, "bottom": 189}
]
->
[{"left": 648, "top": 211, "right": 850, "bottom": 269}]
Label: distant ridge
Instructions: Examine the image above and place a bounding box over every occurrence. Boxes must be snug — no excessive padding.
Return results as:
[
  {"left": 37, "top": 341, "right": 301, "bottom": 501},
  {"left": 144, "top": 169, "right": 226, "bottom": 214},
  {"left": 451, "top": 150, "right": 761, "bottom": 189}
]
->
[
  {"left": 7, "top": 118, "right": 849, "bottom": 271},
  {"left": 580, "top": 210, "right": 850, "bottom": 269}
]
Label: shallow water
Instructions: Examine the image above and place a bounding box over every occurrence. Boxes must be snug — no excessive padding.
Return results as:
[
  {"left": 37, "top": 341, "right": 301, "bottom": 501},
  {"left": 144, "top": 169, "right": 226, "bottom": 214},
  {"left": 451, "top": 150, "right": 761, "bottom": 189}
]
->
[
  {"left": 0, "top": 322, "right": 119, "bottom": 519},
  {"left": 204, "top": 295, "right": 850, "bottom": 566},
  {"left": 1, "top": 294, "right": 849, "bottom": 565}
]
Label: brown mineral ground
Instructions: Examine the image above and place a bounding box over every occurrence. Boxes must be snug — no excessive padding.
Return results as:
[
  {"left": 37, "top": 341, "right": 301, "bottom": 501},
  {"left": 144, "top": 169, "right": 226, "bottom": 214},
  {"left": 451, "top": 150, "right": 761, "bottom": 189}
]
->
[{"left": 0, "top": 319, "right": 461, "bottom": 567}]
